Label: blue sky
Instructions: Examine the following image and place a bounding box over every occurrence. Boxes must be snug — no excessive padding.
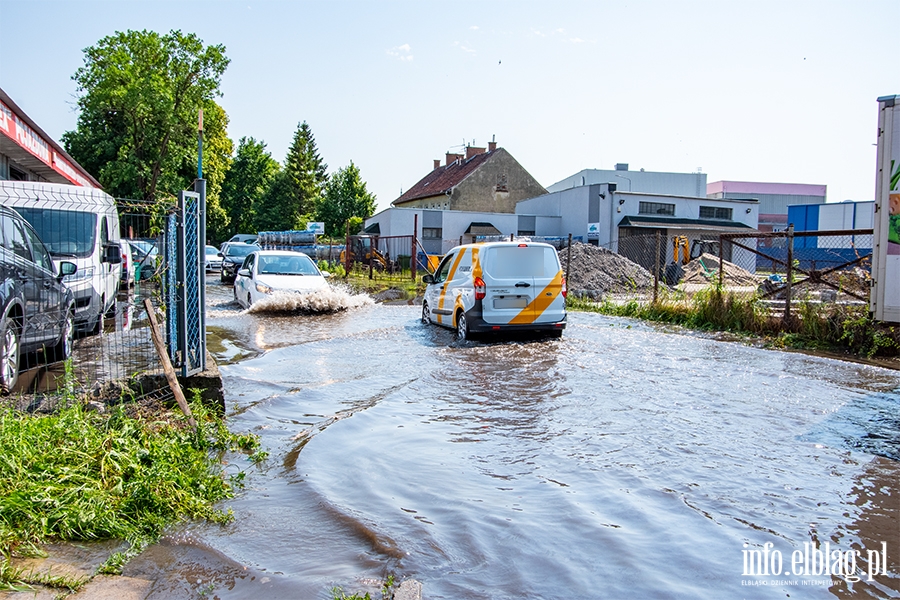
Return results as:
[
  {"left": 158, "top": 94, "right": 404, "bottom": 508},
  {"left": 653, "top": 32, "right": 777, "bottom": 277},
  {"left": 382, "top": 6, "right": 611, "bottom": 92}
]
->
[{"left": 0, "top": 0, "right": 896, "bottom": 212}]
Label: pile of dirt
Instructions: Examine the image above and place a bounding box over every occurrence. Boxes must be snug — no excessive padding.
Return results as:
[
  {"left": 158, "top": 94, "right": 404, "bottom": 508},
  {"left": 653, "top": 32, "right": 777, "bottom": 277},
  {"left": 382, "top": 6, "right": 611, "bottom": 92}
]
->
[
  {"left": 560, "top": 243, "right": 654, "bottom": 295},
  {"left": 818, "top": 267, "right": 870, "bottom": 297},
  {"left": 681, "top": 253, "right": 760, "bottom": 286}
]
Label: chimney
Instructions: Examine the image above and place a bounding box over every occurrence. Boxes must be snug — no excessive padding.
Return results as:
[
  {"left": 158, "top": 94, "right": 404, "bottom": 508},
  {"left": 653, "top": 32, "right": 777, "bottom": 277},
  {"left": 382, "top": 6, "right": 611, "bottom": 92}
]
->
[
  {"left": 446, "top": 153, "right": 462, "bottom": 166},
  {"left": 488, "top": 140, "right": 497, "bottom": 152},
  {"left": 433, "top": 159, "right": 440, "bottom": 170},
  {"left": 465, "top": 146, "right": 486, "bottom": 160}
]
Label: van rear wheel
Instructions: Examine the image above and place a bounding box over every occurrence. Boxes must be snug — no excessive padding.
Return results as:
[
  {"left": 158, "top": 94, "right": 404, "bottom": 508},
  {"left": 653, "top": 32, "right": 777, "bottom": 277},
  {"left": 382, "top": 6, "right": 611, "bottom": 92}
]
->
[{"left": 455, "top": 311, "right": 469, "bottom": 341}]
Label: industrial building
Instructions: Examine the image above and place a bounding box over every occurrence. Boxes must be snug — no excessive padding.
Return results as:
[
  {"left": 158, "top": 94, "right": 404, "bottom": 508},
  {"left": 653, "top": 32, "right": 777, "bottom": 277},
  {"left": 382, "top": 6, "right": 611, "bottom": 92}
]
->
[
  {"left": 0, "top": 87, "right": 99, "bottom": 188},
  {"left": 707, "top": 180, "right": 826, "bottom": 234},
  {"left": 547, "top": 163, "right": 707, "bottom": 197}
]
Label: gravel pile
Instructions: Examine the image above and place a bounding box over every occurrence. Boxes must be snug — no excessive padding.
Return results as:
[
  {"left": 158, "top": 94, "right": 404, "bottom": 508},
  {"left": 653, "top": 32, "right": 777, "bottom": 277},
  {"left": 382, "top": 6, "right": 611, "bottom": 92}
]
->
[
  {"left": 681, "top": 253, "right": 760, "bottom": 286},
  {"left": 560, "top": 242, "right": 654, "bottom": 296}
]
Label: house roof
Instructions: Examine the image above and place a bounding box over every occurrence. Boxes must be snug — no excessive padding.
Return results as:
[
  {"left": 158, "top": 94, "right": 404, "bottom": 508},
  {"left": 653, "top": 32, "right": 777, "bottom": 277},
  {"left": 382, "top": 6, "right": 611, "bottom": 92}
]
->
[{"left": 393, "top": 151, "right": 495, "bottom": 205}]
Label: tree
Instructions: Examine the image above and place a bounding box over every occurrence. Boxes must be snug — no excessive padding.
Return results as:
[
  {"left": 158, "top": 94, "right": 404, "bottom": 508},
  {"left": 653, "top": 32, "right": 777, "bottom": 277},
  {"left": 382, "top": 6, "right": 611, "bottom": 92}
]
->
[
  {"left": 220, "top": 137, "right": 280, "bottom": 239},
  {"left": 316, "top": 162, "right": 377, "bottom": 237},
  {"left": 253, "top": 121, "right": 327, "bottom": 231},
  {"left": 62, "top": 29, "right": 230, "bottom": 203}
]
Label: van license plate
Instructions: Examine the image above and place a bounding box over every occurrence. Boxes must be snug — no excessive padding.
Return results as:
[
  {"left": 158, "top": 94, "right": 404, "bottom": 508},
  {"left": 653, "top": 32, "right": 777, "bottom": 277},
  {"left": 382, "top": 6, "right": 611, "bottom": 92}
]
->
[{"left": 493, "top": 297, "right": 528, "bottom": 309}]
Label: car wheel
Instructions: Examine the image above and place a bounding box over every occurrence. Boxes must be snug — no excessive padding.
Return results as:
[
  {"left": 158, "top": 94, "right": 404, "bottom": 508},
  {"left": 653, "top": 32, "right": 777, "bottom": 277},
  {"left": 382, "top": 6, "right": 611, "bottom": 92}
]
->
[
  {"left": 0, "top": 315, "right": 21, "bottom": 394},
  {"left": 455, "top": 311, "right": 469, "bottom": 341},
  {"left": 421, "top": 301, "right": 431, "bottom": 325},
  {"left": 50, "top": 310, "right": 75, "bottom": 362}
]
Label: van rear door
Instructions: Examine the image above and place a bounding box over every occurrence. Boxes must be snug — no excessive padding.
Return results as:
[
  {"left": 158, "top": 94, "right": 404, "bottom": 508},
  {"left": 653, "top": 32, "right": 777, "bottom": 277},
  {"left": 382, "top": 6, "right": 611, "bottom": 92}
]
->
[
  {"left": 480, "top": 244, "right": 542, "bottom": 325},
  {"left": 480, "top": 244, "right": 565, "bottom": 326}
]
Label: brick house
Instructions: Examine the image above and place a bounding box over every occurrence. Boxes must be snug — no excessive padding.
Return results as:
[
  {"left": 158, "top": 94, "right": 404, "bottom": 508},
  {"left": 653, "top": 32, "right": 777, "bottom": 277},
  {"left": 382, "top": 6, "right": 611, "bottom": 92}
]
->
[{"left": 392, "top": 140, "right": 547, "bottom": 214}]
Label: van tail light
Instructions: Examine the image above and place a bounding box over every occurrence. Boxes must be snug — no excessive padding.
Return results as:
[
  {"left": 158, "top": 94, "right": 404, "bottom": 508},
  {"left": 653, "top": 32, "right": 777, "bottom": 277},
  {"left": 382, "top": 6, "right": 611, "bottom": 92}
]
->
[
  {"left": 561, "top": 277, "right": 567, "bottom": 299},
  {"left": 474, "top": 276, "right": 486, "bottom": 300}
]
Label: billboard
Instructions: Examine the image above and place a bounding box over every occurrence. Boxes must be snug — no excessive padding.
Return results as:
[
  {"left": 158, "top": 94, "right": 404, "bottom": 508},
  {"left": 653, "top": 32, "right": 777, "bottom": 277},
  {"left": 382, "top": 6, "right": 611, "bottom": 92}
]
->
[{"left": 871, "top": 95, "right": 900, "bottom": 322}]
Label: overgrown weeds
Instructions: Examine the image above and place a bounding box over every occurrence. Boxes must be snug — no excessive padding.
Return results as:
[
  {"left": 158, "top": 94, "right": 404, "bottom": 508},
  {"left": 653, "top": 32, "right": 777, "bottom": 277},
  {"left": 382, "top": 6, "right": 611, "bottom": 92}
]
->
[
  {"left": 569, "top": 287, "right": 900, "bottom": 359},
  {"left": 0, "top": 379, "right": 262, "bottom": 590}
]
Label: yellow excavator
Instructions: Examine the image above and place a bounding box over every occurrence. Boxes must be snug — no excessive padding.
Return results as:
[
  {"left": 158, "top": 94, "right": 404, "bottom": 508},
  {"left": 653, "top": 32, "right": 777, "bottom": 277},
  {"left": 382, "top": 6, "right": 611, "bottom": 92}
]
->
[
  {"left": 340, "top": 235, "right": 390, "bottom": 270},
  {"left": 673, "top": 235, "right": 719, "bottom": 265}
]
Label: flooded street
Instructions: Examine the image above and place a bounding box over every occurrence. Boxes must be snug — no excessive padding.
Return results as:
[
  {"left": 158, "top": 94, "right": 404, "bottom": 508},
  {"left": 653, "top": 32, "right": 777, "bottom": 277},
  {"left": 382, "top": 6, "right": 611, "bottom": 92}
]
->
[{"left": 133, "top": 277, "right": 900, "bottom": 599}]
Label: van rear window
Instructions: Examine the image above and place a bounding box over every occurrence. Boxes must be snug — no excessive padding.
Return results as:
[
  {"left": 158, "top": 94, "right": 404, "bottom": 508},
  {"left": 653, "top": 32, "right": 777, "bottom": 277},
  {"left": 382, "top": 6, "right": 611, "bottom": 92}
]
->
[
  {"left": 485, "top": 246, "right": 560, "bottom": 278},
  {"left": 14, "top": 207, "right": 97, "bottom": 259}
]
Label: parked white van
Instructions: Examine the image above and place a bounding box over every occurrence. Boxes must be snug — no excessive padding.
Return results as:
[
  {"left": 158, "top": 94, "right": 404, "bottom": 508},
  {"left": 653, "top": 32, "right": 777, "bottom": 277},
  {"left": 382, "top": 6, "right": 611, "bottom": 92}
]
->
[
  {"left": 1, "top": 181, "right": 122, "bottom": 334},
  {"left": 422, "top": 241, "right": 567, "bottom": 340}
]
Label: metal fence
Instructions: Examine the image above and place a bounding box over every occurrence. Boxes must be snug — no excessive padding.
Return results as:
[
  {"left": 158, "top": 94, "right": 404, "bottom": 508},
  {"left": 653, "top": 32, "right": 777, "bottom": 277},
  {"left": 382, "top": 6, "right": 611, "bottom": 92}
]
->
[
  {"left": 562, "top": 228, "right": 873, "bottom": 323},
  {"left": 5, "top": 186, "right": 205, "bottom": 399}
]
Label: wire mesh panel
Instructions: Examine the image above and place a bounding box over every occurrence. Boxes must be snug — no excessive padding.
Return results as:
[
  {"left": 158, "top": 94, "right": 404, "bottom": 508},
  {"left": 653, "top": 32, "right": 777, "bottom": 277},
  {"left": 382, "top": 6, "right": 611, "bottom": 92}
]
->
[
  {"left": 179, "top": 190, "right": 203, "bottom": 377},
  {"left": 164, "top": 212, "right": 179, "bottom": 365}
]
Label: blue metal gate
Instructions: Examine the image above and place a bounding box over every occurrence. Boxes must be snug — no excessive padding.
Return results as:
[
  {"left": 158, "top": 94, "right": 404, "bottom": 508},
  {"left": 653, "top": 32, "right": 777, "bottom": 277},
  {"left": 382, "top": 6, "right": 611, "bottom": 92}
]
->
[{"left": 163, "top": 189, "right": 206, "bottom": 377}]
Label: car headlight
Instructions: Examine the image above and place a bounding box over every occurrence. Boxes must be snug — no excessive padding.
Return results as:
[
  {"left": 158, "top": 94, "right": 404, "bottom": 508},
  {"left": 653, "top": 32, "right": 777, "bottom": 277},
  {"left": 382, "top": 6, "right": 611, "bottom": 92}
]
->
[
  {"left": 63, "top": 266, "right": 94, "bottom": 283},
  {"left": 255, "top": 282, "right": 273, "bottom": 294}
]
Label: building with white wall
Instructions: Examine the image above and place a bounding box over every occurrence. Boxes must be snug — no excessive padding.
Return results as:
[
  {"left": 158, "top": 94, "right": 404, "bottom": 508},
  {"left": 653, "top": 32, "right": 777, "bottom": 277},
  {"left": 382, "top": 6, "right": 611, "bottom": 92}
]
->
[
  {"left": 516, "top": 183, "right": 759, "bottom": 272},
  {"left": 547, "top": 163, "right": 707, "bottom": 197}
]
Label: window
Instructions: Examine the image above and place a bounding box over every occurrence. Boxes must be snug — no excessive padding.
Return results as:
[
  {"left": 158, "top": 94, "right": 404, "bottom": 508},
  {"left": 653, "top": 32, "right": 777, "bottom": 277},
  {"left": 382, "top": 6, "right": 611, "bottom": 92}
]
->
[
  {"left": 434, "top": 253, "right": 455, "bottom": 283},
  {"left": 638, "top": 202, "right": 675, "bottom": 216},
  {"left": 699, "top": 206, "right": 733, "bottom": 220},
  {"left": 423, "top": 227, "right": 442, "bottom": 239},
  {"left": 21, "top": 225, "right": 54, "bottom": 273}
]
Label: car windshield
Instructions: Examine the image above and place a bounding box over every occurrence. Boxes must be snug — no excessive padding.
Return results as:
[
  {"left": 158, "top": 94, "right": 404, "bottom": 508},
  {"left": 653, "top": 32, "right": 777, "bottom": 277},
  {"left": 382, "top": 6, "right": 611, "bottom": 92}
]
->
[
  {"left": 206, "top": 246, "right": 218, "bottom": 256},
  {"left": 226, "top": 245, "right": 255, "bottom": 258},
  {"left": 14, "top": 207, "right": 97, "bottom": 258},
  {"left": 257, "top": 255, "right": 319, "bottom": 276}
]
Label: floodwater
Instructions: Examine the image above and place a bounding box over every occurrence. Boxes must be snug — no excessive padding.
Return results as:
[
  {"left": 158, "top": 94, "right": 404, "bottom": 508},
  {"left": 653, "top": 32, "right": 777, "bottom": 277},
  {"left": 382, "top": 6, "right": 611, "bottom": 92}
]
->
[{"left": 126, "top": 276, "right": 900, "bottom": 599}]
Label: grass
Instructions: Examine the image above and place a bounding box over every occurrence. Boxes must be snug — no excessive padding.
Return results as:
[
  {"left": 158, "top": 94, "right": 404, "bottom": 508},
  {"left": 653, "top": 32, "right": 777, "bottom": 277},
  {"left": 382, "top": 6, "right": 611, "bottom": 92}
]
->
[
  {"left": 0, "top": 379, "right": 263, "bottom": 591},
  {"left": 568, "top": 286, "right": 900, "bottom": 359},
  {"left": 332, "top": 574, "right": 395, "bottom": 600}
]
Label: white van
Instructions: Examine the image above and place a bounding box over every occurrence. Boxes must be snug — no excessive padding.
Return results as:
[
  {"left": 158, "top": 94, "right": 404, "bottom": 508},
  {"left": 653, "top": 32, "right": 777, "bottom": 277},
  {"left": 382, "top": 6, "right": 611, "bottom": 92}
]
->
[
  {"left": 2, "top": 181, "right": 122, "bottom": 334},
  {"left": 422, "top": 241, "right": 567, "bottom": 340}
]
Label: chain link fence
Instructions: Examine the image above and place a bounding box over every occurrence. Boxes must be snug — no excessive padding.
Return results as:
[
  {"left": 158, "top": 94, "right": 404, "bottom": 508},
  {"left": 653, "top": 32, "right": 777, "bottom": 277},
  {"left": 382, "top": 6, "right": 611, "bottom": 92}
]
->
[{"left": 561, "top": 228, "right": 873, "bottom": 324}]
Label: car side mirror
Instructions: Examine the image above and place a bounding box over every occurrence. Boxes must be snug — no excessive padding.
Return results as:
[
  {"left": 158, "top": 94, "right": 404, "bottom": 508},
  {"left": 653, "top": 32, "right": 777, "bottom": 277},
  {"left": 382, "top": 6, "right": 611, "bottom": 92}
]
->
[
  {"left": 322, "top": 271, "right": 332, "bottom": 278},
  {"left": 422, "top": 274, "right": 434, "bottom": 284},
  {"left": 58, "top": 261, "right": 77, "bottom": 280},
  {"left": 237, "top": 268, "right": 251, "bottom": 278},
  {"left": 217, "top": 252, "right": 223, "bottom": 258},
  {"left": 103, "top": 243, "right": 122, "bottom": 264}
]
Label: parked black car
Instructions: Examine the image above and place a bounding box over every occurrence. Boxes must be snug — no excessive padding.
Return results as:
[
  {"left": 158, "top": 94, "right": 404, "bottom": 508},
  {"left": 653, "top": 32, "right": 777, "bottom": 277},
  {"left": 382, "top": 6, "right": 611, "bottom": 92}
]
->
[
  {"left": 220, "top": 242, "right": 256, "bottom": 284},
  {"left": 1, "top": 206, "right": 77, "bottom": 393}
]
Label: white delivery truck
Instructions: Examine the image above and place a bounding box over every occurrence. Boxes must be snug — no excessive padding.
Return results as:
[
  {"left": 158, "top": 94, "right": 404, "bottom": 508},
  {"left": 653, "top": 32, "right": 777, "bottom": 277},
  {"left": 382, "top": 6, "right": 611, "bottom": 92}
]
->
[{"left": 1, "top": 181, "right": 122, "bottom": 334}]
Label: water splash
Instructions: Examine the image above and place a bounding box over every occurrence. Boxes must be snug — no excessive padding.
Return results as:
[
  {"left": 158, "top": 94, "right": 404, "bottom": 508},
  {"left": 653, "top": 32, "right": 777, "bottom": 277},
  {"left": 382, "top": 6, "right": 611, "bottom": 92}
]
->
[{"left": 246, "top": 285, "right": 374, "bottom": 315}]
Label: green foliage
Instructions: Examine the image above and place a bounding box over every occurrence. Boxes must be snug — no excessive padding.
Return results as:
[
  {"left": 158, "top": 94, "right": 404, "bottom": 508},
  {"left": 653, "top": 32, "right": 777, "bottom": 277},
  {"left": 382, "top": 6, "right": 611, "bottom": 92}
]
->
[
  {"left": 256, "top": 122, "right": 327, "bottom": 231},
  {"left": 0, "top": 395, "right": 261, "bottom": 567},
  {"left": 316, "top": 162, "right": 377, "bottom": 237},
  {"left": 62, "top": 29, "right": 230, "bottom": 203},
  {"left": 220, "top": 137, "right": 280, "bottom": 242},
  {"left": 568, "top": 289, "right": 900, "bottom": 358}
]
